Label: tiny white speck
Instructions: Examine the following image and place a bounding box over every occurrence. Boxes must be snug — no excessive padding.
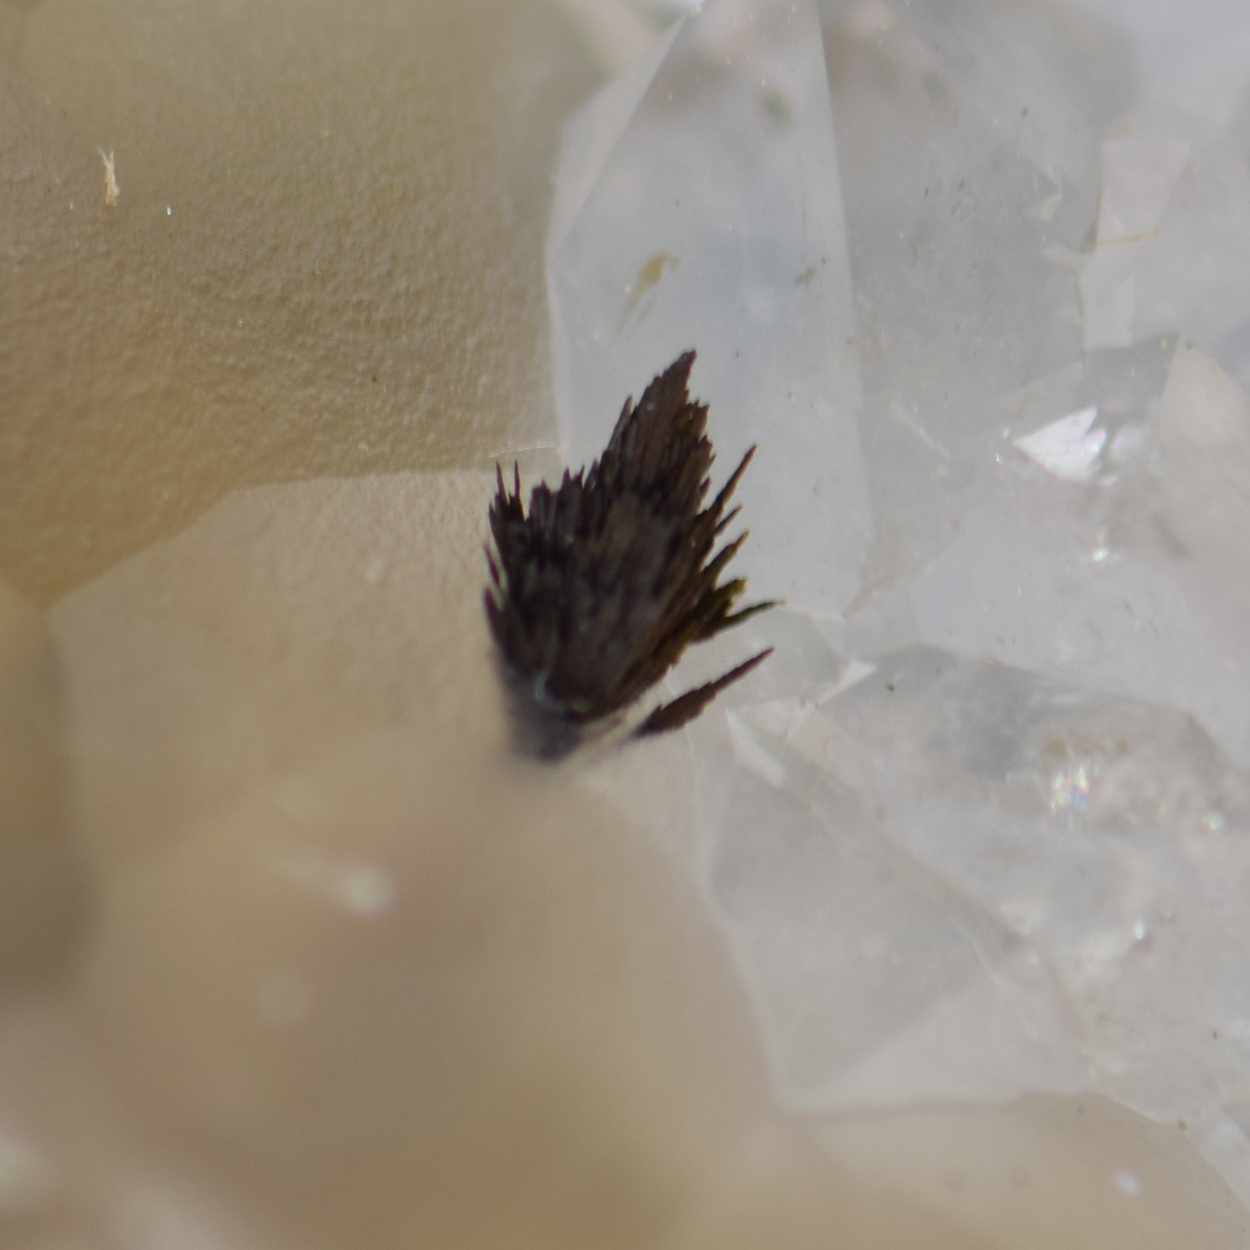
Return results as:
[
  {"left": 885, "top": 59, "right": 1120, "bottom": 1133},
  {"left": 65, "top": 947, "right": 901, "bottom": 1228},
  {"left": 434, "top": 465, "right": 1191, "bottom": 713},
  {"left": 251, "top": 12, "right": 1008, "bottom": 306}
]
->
[
  {"left": 1112, "top": 1168, "right": 1143, "bottom": 1198},
  {"left": 166, "top": 205, "right": 173, "bottom": 215},
  {"left": 364, "top": 555, "right": 387, "bottom": 584},
  {"left": 98, "top": 147, "right": 120, "bottom": 207}
]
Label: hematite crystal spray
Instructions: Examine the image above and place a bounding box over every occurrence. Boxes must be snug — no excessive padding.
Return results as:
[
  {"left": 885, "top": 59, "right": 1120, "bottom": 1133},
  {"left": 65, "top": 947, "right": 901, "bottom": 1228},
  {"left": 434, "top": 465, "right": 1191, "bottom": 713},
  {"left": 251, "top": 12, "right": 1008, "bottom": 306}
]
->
[{"left": 484, "top": 351, "right": 775, "bottom": 758}]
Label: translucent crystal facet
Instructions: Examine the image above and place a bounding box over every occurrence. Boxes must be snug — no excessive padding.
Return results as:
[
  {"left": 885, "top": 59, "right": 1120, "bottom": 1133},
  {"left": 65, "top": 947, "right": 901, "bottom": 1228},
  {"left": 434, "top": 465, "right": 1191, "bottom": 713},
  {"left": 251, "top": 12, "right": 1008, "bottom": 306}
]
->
[
  {"left": 549, "top": 0, "right": 1250, "bottom": 1213},
  {"left": 548, "top": 0, "right": 872, "bottom": 615}
]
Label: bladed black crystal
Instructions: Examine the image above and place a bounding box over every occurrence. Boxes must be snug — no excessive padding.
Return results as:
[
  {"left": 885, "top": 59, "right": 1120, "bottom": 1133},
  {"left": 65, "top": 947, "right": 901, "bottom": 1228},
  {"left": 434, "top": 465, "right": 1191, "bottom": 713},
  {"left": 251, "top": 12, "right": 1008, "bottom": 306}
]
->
[{"left": 484, "top": 350, "right": 775, "bottom": 758}]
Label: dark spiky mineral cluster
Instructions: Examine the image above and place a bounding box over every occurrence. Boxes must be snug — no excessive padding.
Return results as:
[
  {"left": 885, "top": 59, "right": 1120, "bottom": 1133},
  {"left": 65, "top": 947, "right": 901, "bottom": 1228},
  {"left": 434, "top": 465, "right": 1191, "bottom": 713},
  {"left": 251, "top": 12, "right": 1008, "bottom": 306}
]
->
[{"left": 484, "top": 350, "right": 775, "bottom": 758}]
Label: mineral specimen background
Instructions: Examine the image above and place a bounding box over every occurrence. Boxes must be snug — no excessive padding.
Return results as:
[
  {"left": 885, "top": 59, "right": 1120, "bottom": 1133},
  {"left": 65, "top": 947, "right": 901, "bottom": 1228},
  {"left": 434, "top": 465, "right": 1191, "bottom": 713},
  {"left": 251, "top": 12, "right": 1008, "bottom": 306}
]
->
[{"left": 3, "top": 0, "right": 1250, "bottom": 1246}]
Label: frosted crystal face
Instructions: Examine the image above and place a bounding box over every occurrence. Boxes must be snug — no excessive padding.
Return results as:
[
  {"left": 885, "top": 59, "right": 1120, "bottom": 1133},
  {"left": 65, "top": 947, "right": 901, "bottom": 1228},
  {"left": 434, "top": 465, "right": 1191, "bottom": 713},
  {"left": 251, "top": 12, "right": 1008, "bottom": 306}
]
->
[
  {"left": 550, "top": 0, "right": 1250, "bottom": 1211},
  {"left": 547, "top": 0, "right": 872, "bottom": 615}
]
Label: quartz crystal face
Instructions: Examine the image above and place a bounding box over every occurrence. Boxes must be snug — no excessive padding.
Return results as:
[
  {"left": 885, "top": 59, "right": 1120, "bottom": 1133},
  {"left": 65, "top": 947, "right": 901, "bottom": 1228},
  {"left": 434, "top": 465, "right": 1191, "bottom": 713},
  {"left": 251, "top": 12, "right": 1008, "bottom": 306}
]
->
[
  {"left": 547, "top": 0, "right": 872, "bottom": 617},
  {"left": 548, "top": 0, "right": 1250, "bottom": 1217}
]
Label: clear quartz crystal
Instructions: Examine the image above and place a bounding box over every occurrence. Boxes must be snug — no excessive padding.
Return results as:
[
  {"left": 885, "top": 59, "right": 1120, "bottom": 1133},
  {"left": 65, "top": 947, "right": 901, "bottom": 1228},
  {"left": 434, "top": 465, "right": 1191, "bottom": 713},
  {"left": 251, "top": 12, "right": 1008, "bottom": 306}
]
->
[
  {"left": 550, "top": 0, "right": 1250, "bottom": 1213},
  {"left": 548, "top": 0, "right": 872, "bottom": 614}
]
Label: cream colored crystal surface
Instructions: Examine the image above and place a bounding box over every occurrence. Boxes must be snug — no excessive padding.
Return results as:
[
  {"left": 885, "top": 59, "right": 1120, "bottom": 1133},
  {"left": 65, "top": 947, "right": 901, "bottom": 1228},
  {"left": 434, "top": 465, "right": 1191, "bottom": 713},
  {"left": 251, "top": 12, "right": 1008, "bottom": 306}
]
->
[
  {"left": 0, "top": 0, "right": 593, "bottom": 603},
  {"left": 28, "top": 469, "right": 1247, "bottom": 1249},
  {"left": 2, "top": 0, "right": 1250, "bottom": 1246}
]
